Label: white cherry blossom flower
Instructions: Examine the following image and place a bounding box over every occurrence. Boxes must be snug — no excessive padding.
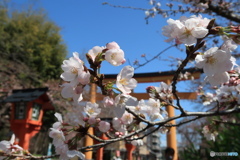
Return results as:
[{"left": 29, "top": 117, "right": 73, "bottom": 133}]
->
[
  {"left": 121, "top": 111, "right": 133, "bottom": 125},
  {"left": 84, "top": 102, "right": 101, "bottom": 118},
  {"left": 112, "top": 117, "right": 127, "bottom": 134},
  {"left": 221, "top": 38, "right": 238, "bottom": 53},
  {"left": 155, "top": 82, "right": 173, "bottom": 100},
  {"left": 156, "top": 2, "right": 161, "bottom": 7},
  {"left": 145, "top": 11, "right": 150, "bottom": 16},
  {"left": 162, "top": 18, "right": 184, "bottom": 44},
  {"left": 191, "top": 15, "right": 210, "bottom": 28},
  {"left": 0, "top": 134, "right": 23, "bottom": 154},
  {"left": 147, "top": 98, "right": 161, "bottom": 111},
  {"left": 55, "top": 144, "right": 69, "bottom": 160},
  {"left": 105, "top": 48, "right": 125, "bottom": 66},
  {"left": 53, "top": 112, "right": 63, "bottom": 129},
  {"left": 103, "top": 96, "right": 114, "bottom": 107},
  {"left": 149, "top": 112, "right": 164, "bottom": 121},
  {"left": 61, "top": 52, "right": 84, "bottom": 82},
  {"left": 61, "top": 83, "right": 83, "bottom": 104},
  {"left": 49, "top": 128, "right": 65, "bottom": 146},
  {"left": 116, "top": 66, "right": 137, "bottom": 94},
  {"left": 88, "top": 46, "right": 104, "bottom": 61},
  {"left": 205, "top": 72, "right": 230, "bottom": 86},
  {"left": 61, "top": 52, "right": 91, "bottom": 85},
  {"left": 113, "top": 94, "right": 138, "bottom": 118},
  {"left": 216, "top": 85, "right": 237, "bottom": 103},
  {"left": 128, "top": 99, "right": 147, "bottom": 115},
  {"left": 178, "top": 17, "right": 208, "bottom": 45},
  {"left": 78, "top": 69, "right": 91, "bottom": 85},
  {"left": 195, "top": 47, "right": 235, "bottom": 76}
]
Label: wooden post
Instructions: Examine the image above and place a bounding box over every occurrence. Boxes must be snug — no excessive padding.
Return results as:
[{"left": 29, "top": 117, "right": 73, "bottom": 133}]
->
[
  {"left": 125, "top": 143, "right": 136, "bottom": 160},
  {"left": 84, "top": 84, "right": 96, "bottom": 160},
  {"left": 96, "top": 133, "right": 108, "bottom": 160},
  {"left": 166, "top": 80, "right": 178, "bottom": 160}
]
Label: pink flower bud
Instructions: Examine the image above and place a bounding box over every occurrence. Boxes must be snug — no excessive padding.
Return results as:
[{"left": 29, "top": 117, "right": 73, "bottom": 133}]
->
[
  {"left": 88, "top": 117, "right": 96, "bottom": 125},
  {"left": 106, "top": 41, "right": 120, "bottom": 49},
  {"left": 98, "top": 121, "right": 110, "bottom": 133}
]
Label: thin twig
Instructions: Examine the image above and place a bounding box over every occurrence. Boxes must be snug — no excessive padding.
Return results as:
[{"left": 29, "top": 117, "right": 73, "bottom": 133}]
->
[{"left": 134, "top": 45, "right": 175, "bottom": 70}]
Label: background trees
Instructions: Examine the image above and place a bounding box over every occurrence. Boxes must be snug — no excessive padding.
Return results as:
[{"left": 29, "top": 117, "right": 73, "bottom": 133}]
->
[{"left": 0, "top": 1, "right": 67, "bottom": 152}]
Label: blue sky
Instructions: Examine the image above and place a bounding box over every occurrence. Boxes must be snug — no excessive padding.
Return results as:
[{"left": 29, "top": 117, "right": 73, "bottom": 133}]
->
[{"left": 11, "top": 0, "right": 185, "bottom": 74}]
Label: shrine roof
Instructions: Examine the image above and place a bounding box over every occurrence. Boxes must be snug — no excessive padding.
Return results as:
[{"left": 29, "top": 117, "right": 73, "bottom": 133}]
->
[{"left": 4, "top": 88, "right": 49, "bottom": 103}]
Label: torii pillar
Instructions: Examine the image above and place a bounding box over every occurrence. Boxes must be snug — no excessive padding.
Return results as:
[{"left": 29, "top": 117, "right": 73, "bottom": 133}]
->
[
  {"left": 84, "top": 84, "right": 95, "bottom": 160},
  {"left": 166, "top": 79, "right": 178, "bottom": 160}
]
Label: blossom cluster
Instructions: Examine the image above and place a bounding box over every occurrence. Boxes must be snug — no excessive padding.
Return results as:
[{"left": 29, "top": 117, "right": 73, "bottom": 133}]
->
[
  {"left": 49, "top": 113, "right": 85, "bottom": 160},
  {"left": 199, "top": 67, "right": 240, "bottom": 108},
  {"left": 162, "top": 15, "right": 210, "bottom": 45},
  {"left": 195, "top": 38, "right": 237, "bottom": 86},
  {"left": 46, "top": 41, "right": 173, "bottom": 159}
]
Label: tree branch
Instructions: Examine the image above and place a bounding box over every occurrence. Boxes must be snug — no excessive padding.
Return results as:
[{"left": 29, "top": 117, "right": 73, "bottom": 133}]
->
[{"left": 134, "top": 45, "right": 175, "bottom": 70}]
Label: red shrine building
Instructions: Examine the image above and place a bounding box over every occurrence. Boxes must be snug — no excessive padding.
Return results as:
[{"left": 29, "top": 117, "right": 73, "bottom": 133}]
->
[{"left": 4, "top": 88, "right": 54, "bottom": 150}]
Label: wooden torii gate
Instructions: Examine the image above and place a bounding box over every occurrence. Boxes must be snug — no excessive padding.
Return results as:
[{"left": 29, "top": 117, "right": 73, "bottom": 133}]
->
[{"left": 84, "top": 68, "right": 202, "bottom": 160}]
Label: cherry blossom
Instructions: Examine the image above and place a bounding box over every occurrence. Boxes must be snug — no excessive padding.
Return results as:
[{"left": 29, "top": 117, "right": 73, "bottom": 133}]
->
[
  {"left": 147, "top": 98, "right": 161, "bottom": 111},
  {"left": 178, "top": 17, "right": 209, "bottom": 45},
  {"left": 195, "top": 46, "right": 236, "bottom": 86},
  {"left": 52, "top": 112, "right": 63, "bottom": 129},
  {"left": 61, "top": 52, "right": 90, "bottom": 85},
  {"left": 88, "top": 46, "right": 104, "bottom": 61},
  {"left": 84, "top": 102, "right": 101, "bottom": 118},
  {"left": 116, "top": 65, "right": 137, "bottom": 94},
  {"left": 162, "top": 18, "right": 184, "bottom": 44},
  {"left": 64, "top": 107, "right": 85, "bottom": 127},
  {"left": 49, "top": 128, "right": 65, "bottom": 146},
  {"left": 113, "top": 94, "right": 138, "bottom": 118},
  {"left": 128, "top": 99, "right": 147, "bottom": 115},
  {"left": 205, "top": 72, "right": 230, "bottom": 86},
  {"left": 61, "top": 83, "right": 83, "bottom": 105},
  {"left": 162, "top": 15, "right": 209, "bottom": 45},
  {"left": 155, "top": 82, "right": 173, "bottom": 101},
  {"left": 105, "top": 48, "right": 125, "bottom": 66},
  {"left": 102, "top": 96, "right": 114, "bottom": 107},
  {"left": 112, "top": 117, "right": 127, "bottom": 135},
  {"left": 0, "top": 134, "right": 23, "bottom": 154},
  {"left": 60, "top": 52, "right": 84, "bottom": 82},
  {"left": 121, "top": 111, "right": 134, "bottom": 125}
]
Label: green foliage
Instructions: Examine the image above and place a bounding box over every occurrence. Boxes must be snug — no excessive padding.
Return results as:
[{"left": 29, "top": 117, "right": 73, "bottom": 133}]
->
[
  {"left": 180, "top": 114, "right": 240, "bottom": 160},
  {"left": 0, "top": 2, "right": 67, "bottom": 80}
]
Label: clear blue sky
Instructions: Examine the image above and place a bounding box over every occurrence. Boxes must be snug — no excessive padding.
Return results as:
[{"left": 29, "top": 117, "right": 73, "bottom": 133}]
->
[{"left": 11, "top": 0, "right": 186, "bottom": 74}]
